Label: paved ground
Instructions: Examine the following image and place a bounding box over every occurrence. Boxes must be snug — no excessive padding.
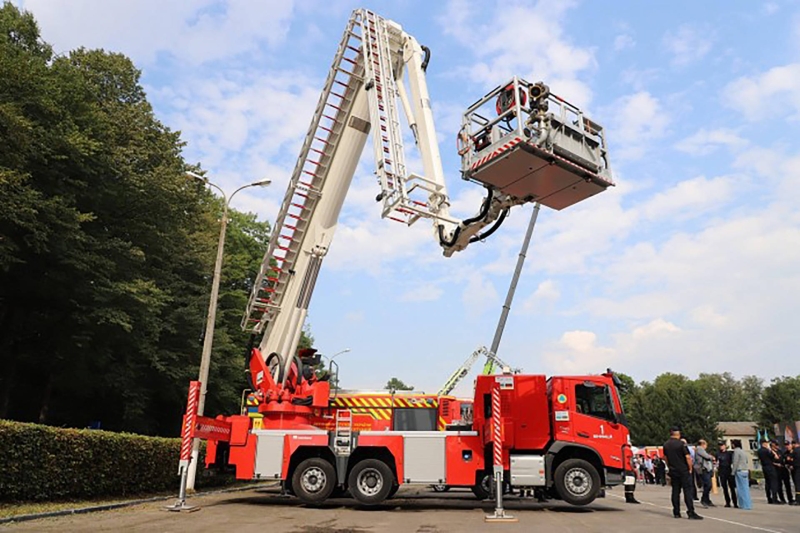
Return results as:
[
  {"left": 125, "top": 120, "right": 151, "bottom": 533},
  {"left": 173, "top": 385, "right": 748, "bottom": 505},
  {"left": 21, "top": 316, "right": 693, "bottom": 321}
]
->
[{"left": 3, "top": 482, "right": 798, "bottom": 532}]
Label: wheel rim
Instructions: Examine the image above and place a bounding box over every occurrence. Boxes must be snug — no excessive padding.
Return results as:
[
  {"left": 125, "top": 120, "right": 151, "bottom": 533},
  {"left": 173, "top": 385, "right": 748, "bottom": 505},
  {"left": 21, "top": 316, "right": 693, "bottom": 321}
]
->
[
  {"left": 301, "top": 466, "right": 327, "bottom": 494},
  {"left": 564, "top": 467, "right": 592, "bottom": 496},
  {"left": 356, "top": 467, "right": 383, "bottom": 496}
]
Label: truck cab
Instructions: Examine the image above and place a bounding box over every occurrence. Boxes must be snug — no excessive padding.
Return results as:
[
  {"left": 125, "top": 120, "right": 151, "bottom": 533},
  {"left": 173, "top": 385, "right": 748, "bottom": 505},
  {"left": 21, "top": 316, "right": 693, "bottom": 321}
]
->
[{"left": 471, "top": 372, "right": 630, "bottom": 505}]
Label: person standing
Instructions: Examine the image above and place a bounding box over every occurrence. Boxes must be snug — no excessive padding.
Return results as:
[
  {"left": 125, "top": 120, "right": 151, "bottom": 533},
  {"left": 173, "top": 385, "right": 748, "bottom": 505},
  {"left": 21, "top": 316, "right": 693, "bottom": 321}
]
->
[
  {"left": 695, "top": 440, "right": 715, "bottom": 507},
  {"left": 758, "top": 440, "right": 782, "bottom": 504},
  {"left": 717, "top": 442, "right": 737, "bottom": 508},
  {"left": 682, "top": 438, "right": 699, "bottom": 501},
  {"left": 776, "top": 441, "right": 794, "bottom": 504},
  {"left": 655, "top": 455, "right": 667, "bottom": 486},
  {"left": 731, "top": 439, "right": 752, "bottom": 510},
  {"left": 791, "top": 441, "right": 800, "bottom": 505},
  {"left": 624, "top": 453, "right": 641, "bottom": 504},
  {"left": 664, "top": 427, "right": 703, "bottom": 520}
]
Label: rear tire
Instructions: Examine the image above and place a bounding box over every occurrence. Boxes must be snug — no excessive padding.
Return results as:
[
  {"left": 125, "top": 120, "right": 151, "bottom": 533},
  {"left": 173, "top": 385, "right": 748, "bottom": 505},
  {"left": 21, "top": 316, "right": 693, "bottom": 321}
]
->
[
  {"left": 348, "top": 459, "right": 394, "bottom": 505},
  {"left": 554, "top": 458, "right": 601, "bottom": 506},
  {"left": 431, "top": 484, "right": 450, "bottom": 492},
  {"left": 292, "top": 458, "right": 336, "bottom": 504}
]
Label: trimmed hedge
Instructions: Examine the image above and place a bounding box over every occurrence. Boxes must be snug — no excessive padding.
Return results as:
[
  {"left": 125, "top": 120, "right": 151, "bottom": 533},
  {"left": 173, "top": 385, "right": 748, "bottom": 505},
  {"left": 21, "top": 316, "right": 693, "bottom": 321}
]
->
[{"left": 0, "top": 420, "right": 223, "bottom": 502}]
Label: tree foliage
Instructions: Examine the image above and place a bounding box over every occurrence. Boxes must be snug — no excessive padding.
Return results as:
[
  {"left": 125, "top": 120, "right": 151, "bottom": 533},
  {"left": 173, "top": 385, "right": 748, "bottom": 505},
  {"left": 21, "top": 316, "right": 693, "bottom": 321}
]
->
[
  {"left": 759, "top": 376, "right": 800, "bottom": 430},
  {"left": 0, "top": 4, "right": 284, "bottom": 436},
  {"left": 622, "top": 371, "right": 786, "bottom": 446},
  {"left": 385, "top": 378, "right": 414, "bottom": 391}
]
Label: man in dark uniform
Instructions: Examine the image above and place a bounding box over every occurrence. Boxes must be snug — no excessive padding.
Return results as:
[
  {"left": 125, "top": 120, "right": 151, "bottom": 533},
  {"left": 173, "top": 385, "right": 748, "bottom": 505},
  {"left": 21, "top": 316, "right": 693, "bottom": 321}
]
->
[
  {"left": 664, "top": 426, "right": 703, "bottom": 520},
  {"left": 655, "top": 455, "right": 667, "bottom": 486},
  {"left": 776, "top": 441, "right": 794, "bottom": 504},
  {"left": 717, "top": 442, "right": 737, "bottom": 508},
  {"left": 791, "top": 441, "right": 800, "bottom": 505},
  {"left": 758, "top": 440, "right": 782, "bottom": 504}
]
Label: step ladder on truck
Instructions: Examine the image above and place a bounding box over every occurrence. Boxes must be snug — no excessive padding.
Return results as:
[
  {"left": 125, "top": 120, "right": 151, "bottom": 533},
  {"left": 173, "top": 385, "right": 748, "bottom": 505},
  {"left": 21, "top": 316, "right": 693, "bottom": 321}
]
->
[{"left": 179, "top": 8, "right": 630, "bottom": 509}]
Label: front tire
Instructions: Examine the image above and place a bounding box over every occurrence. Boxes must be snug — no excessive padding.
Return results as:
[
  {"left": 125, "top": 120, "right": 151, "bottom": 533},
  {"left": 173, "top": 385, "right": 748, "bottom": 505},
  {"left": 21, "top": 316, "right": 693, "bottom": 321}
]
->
[
  {"left": 554, "top": 458, "right": 601, "bottom": 506},
  {"left": 292, "top": 458, "right": 336, "bottom": 504},
  {"left": 348, "top": 459, "right": 394, "bottom": 505}
]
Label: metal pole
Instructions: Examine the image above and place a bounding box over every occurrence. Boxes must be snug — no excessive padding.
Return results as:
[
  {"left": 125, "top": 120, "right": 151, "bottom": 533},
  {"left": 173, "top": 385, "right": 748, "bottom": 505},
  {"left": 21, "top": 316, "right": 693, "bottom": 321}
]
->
[
  {"left": 485, "top": 383, "right": 516, "bottom": 522},
  {"left": 488, "top": 203, "right": 540, "bottom": 362},
  {"left": 182, "top": 174, "right": 270, "bottom": 491},
  {"left": 165, "top": 381, "right": 201, "bottom": 512},
  {"left": 186, "top": 202, "right": 228, "bottom": 491}
]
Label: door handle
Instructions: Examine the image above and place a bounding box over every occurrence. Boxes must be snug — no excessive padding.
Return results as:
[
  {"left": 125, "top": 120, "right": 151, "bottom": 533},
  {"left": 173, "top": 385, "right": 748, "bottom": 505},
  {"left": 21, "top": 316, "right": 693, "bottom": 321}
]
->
[{"left": 577, "top": 432, "right": 590, "bottom": 438}]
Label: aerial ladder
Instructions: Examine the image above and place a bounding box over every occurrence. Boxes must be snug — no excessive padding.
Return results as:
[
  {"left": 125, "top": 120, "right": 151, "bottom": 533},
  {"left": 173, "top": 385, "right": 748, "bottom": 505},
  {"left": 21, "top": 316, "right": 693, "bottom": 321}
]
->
[
  {"left": 437, "top": 346, "right": 518, "bottom": 397},
  {"left": 239, "top": 9, "right": 615, "bottom": 387}
]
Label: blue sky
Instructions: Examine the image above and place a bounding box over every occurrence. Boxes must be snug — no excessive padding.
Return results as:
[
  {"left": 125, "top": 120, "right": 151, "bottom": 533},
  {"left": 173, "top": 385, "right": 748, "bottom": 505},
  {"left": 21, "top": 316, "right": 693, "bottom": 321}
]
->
[{"left": 21, "top": 0, "right": 800, "bottom": 394}]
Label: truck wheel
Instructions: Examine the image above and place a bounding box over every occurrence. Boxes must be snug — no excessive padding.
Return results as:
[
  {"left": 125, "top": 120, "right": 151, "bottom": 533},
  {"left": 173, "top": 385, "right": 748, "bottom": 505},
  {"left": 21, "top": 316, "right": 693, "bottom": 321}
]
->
[
  {"left": 431, "top": 484, "right": 450, "bottom": 492},
  {"left": 471, "top": 470, "right": 493, "bottom": 500},
  {"left": 554, "top": 458, "right": 600, "bottom": 506},
  {"left": 348, "top": 459, "right": 394, "bottom": 505},
  {"left": 387, "top": 483, "right": 399, "bottom": 498},
  {"left": 292, "top": 458, "right": 336, "bottom": 504}
]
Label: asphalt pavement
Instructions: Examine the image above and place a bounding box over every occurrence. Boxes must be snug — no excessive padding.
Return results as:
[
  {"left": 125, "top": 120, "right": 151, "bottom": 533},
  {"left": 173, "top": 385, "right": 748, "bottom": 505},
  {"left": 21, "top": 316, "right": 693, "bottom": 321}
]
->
[{"left": 2, "top": 482, "right": 798, "bottom": 532}]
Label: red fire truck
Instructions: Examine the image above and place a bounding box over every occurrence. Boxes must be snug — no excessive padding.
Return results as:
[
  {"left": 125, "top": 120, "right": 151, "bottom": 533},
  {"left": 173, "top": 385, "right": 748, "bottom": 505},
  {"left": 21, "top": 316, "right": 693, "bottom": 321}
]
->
[
  {"left": 181, "top": 7, "right": 624, "bottom": 507},
  {"left": 195, "top": 347, "right": 630, "bottom": 506}
]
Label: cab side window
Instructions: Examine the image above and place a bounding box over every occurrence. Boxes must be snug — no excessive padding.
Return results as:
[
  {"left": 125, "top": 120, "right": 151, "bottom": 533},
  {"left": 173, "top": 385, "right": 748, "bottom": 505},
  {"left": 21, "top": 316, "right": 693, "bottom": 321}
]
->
[{"left": 575, "top": 383, "right": 615, "bottom": 422}]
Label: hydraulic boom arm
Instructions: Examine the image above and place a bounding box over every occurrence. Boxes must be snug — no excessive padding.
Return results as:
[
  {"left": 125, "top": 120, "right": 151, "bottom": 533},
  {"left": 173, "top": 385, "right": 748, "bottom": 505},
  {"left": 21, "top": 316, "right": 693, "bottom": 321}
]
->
[{"left": 240, "top": 9, "right": 614, "bottom": 386}]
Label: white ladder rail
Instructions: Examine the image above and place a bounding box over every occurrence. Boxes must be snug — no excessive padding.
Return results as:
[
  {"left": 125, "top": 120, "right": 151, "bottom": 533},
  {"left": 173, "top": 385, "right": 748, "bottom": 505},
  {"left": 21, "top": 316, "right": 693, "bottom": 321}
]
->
[{"left": 242, "top": 20, "right": 364, "bottom": 333}]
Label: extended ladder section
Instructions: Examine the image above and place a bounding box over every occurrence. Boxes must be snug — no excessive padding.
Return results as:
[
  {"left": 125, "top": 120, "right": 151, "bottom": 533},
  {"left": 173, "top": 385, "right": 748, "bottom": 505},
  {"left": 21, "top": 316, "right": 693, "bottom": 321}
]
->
[
  {"left": 357, "top": 10, "right": 455, "bottom": 226},
  {"left": 241, "top": 11, "right": 616, "bottom": 376},
  {"left": 242, "top": 9, "right": 457, "bottom": 343},
  {"left": 241, "top": 15, "right": 365, "bottom": 334}
]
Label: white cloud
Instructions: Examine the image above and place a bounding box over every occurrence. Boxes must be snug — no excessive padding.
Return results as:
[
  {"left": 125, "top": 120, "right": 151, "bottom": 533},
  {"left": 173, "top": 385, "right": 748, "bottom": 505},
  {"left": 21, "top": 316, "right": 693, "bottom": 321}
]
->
[
  {"left": 614, "top": 34, "right": 635, "bottom": 51},
  {"left": 523, "top": 280, "right": 560, "bottom": 312},
  {"left": 663, "top": 24, "right": 713, "bottom": 66},
  {"left": 763, "top": 2, "right": 779, "bottom": 15},
  {"left": 22, "top": 0, "right": 295, "bottom": 65},
  {"left": 543, "top": 319, "right": 681, "bottom": 375},
  {"left": 674, "top": 128, "right": 747, "bottom": 155},
  {"left": 461, "top": 274, "right": 499, "bottom": 318},
  {"left": 722, "top": 63, "right": 800, "bottom": 121},
  {"left": 400, "top": 283, "right": 445, "bottom": 302},
  {"left": 639, "top": 175, "right": 740, "bottom": 221},
  {"left": 439, "top": 0, "right": 596, "bottom": 106},
  {"left": 605, "top": 92, "right": 670, "bottom": 160},
  {"left": 543, "top": 330, "right": 616, "bottom": 374}
]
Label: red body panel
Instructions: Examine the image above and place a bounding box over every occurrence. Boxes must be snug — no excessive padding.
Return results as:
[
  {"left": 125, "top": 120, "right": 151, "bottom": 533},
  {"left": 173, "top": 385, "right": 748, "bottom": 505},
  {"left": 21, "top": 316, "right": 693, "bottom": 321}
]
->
[
  {"left": 282, "top": 433, "right": 329, "bottom": 478},
  {"left": 549, "top": 376, "right": 628, "bottom": 471},
  {"left": 228, "top": 431, "right": 257, "bottom": 480},
  {"left": 445, "top": 434, "right": 484, "bottom": 486}
]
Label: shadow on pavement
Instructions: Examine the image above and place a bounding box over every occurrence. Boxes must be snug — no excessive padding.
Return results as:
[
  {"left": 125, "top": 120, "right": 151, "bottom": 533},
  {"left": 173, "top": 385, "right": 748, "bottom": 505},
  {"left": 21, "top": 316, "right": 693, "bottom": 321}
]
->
[{"left": 209, "top": 491, "right": 623, "bottom": 515}]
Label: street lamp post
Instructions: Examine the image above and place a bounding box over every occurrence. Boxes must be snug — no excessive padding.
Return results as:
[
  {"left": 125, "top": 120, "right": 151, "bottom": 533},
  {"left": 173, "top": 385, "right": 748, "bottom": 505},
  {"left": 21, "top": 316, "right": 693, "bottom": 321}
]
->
[
  {"left": 185, "top": 171, "right": 271, "bottom": 491},
  {"left": 327, "top": 348, "right": 350, "bottom": 393}
]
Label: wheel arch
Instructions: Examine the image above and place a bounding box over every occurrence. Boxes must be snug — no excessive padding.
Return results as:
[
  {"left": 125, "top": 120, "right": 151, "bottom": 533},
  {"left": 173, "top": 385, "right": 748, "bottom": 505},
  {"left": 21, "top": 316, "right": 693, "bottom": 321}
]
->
[
  {"left": 347, "top": 446, "right": 398, "bottom": 485},
  {"left": 287, "top": 445, "right": 336, "bottom": 484},
  {"left": 546, "top": 442, "right": 606, "bottom": 486}
]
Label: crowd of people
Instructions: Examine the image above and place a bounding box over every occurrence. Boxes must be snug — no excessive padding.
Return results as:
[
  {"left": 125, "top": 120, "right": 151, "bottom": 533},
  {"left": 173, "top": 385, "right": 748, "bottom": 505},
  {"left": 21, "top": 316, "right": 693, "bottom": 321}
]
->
[{"left": 629, "top": 428, "right": 800, "bottom": 520}]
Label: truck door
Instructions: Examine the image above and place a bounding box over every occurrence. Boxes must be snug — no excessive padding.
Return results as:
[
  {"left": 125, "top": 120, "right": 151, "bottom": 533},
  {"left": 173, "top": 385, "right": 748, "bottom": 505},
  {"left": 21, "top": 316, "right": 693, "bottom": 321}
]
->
[{"left": 571, "top": 380, "right": 625, "bottom": 469}]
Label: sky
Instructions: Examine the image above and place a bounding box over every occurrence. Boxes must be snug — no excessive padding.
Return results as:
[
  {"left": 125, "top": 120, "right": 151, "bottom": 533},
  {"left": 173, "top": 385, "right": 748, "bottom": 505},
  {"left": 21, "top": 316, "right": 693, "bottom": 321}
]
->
[{"left": 19, "top": 0, "right": 800, "bottom": 394}]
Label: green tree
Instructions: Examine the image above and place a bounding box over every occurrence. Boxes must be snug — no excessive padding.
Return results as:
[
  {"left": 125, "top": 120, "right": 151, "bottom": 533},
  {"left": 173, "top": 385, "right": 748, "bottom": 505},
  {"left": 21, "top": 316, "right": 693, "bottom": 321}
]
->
[
  {"left": 759, "top": 376, "right": 800, "bottom": 429},
  {"left": 740, "top": 375, "right": 765, "bottom": 421},
  {"left": 0, "top": 3, "right": 284, "bottom": 435},
  {"left": 626, "top": 373, "right": 720, "bottom": 445},
  {"left": 385, "top": 378, "right": 414, "bottom": 391}
]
